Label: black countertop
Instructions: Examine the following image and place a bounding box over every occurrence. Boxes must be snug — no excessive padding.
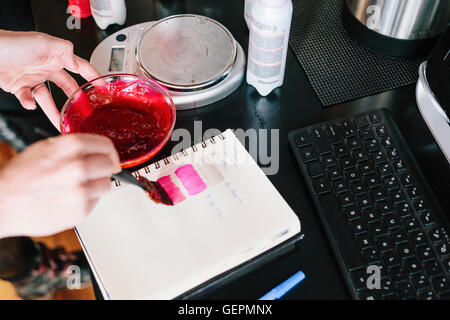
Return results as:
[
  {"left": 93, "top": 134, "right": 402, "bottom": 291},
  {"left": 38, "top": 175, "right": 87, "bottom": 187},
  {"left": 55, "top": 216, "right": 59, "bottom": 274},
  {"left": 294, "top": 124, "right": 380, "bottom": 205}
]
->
[{"left": 6, "top": 0, "right": 446, "bottom": 299}]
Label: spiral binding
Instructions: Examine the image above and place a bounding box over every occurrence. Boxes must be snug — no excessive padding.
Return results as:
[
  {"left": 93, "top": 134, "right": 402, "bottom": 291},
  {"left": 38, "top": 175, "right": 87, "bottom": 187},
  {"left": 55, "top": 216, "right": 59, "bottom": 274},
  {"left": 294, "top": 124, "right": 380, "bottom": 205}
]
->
[{"left": 112, "top": 132, "right": 226, "bottom": 188}]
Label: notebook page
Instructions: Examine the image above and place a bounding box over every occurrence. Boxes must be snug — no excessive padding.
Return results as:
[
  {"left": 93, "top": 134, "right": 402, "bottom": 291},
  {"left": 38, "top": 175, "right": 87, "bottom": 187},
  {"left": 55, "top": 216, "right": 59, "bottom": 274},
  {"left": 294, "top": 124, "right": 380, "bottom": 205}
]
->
[{"left": 76, "top": 129, "right": 300, "bottom": 299}]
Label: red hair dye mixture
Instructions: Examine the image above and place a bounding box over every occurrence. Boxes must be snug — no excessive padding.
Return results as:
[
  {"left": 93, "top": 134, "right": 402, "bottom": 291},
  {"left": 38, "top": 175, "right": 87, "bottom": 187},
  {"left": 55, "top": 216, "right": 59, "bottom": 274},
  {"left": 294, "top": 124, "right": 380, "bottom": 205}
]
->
[{"left": 63, "top": 80, "right": 174, "bottom": 164}]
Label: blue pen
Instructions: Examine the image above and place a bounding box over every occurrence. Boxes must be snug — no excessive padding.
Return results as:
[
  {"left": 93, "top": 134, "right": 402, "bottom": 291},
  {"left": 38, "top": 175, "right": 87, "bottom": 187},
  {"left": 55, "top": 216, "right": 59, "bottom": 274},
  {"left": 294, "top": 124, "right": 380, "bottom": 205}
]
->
[{"left": 258, "top": 270, "right": 305, "bottom": 300}]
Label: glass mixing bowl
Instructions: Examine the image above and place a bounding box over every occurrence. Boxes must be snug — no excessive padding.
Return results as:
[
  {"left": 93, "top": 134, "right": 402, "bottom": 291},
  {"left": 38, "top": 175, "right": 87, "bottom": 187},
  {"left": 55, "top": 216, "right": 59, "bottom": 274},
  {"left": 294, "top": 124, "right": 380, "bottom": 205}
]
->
[{"left": 60, "top": 74, "right": 176, "bottom": 168}]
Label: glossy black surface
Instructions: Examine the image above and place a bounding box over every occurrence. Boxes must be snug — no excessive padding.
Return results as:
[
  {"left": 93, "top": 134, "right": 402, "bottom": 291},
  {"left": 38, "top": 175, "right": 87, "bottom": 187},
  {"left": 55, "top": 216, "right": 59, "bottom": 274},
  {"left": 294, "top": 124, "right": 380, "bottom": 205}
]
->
[{"left": 9, "top": 0, "right": 448, "bottom": 299}]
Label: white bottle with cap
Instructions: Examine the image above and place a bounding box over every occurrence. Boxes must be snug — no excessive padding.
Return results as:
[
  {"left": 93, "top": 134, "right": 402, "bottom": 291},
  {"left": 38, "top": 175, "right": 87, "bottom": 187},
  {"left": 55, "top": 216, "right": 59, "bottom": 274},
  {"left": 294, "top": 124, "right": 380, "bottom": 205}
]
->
[
  {"left": 89, "top": 0, "right": 126, "bottom": 30},
  {"left": 246, "top": 0, "right": 293, "bottom": 96}
]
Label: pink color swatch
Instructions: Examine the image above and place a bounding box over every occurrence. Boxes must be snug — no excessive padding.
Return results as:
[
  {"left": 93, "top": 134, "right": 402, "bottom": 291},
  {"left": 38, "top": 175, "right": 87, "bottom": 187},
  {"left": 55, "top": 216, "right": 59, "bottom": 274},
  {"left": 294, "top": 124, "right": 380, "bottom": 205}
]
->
[
  {"left": 175, "top": 164, "right": 207, "bottom": 196},
  {"left": 157, "top": 175, "right": 186, "bottom": 205}
]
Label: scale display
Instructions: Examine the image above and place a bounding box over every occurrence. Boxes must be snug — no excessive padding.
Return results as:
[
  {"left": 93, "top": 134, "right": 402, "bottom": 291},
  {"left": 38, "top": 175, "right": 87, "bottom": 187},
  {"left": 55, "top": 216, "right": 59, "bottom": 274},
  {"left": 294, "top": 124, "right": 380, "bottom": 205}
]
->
[{"left": 109, "top": 47, "right": 125, "bottom": 72}]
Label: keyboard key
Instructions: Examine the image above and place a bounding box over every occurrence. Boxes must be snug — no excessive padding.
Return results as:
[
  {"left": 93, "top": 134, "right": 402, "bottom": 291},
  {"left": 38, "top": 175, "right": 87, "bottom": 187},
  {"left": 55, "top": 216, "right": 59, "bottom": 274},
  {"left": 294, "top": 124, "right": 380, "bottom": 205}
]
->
[
  {"left": 360, "top": 127, "right": 374, "bottom": 140},
  {"left": 333, "top": 179, "right": 349, "bottom": 194},
  {"left": 425, "top": 261, "right": 444, "bottom": 278},
  {"left": 398, "top": 243, "right": 415, "bottom": 260},
  {"left": 417, "top": 246, "right": 434, "bottom": 262},
  {"left": 411, "top": 274, "right": 430, "bottom": 292},
  {"left": 364, "top": 209, "right": 380, "bottom": 224},
  {"left": 376, "top": 236, "right": 394, "bottom": 253},
  {"left": 345, "top": 168, "right": 361, "bottom": 182},
  {"left": 366, "top": 174, "right": 382, "bottom": 189},
  {"left": 413, "top": 199, "right": 426, "bottom": 212},
  {"left": 313, "top": 178, "right": 332, "bottom": 195},
  {"left": 357, "top": 194, "right": 374, "bottom": 210},
  {"left": 436, "top": 243, "right": 449, "bottom": 258},
  {"left": 359, "top": 162, "right": 375, "bottom": 176},
  {"left": 395, "top": 203, "right": 413, "bottom": 218},
  {"left": 369, "top": 222, "right": 388, "bottom": 238},
  {"left": 371, "top": 151, "right": 386, "bottom": 164},
  {"left": 404, "top": 216, "right": 421, "bottom": 233},
  {"left": 351, "top": 181, "right": 367, "bottom": 196},
  {"left": 380, "top": 278, "right": 395, "bottom": 297},
  {"left": 375, "top": 124, "right": 387, "bottom": 137},
  {"left": 393, "top": 159, "right": 406, "bottom": 173},
  {"left": 317, "top": 140, "right": 332, "bottom": 155},
  {"left": 381, "top": 136, "right": 394, "bottom": 149},
  {"left": 384, "top": 176, "right": 399, "bottom": 190},
  {"left": 343, "top": 206, "right": 361, "bottom": 221},
  {"left": 347, "top": 137, "right": 362, "bottom": 150},
  {"left": 418, "top": 290, "right": 437, "bottom": 300},
  {"left": 390, "top": 189, "right": 406, "bottom": 204},
  {"left": 306, "top": 161, "right": 325, "bottom": 178},
  {"left": 378, "top": 201, "right": 394, "bottom": 215},
  {"left": 432, "top": 277, "right": 450, "bottom": 295},
  {"left": 429, "top": 228, "right": 444, "bottom": 243},
  {"left": 317, "top": 193, "right": 364, "bottom": 271},
  {"left": 311, "top": 127, "right": 325, "bottom": 141},
  {"left": 390, "top": 268, "right": 408, "bottom": 284},
  {"left": 377, "top": 163, "right": 393, "bottom": 177},
  {"left": 406, "top": 186, "right": 420, "bottom": 199},
  {"left": 383, "top": 252, "right": 401, "bottom": 269},
  {"left": 326, "top": 124, "right": 344, "bottom": 144},
  {"left": 299, "top": 146, "right": 318, "bottom": 163},
  {"left": 405, "top": 258, "right": 422, "bottom": 276},
  {"left": 339, "top": 156, "right": 355, "bottom": 170},
  {"left": 387, "top": 148, "right": 399, "bottom": 160},
  {"left": 363, "top": 248, "right": 381, "bottom": 265},
  {"left": 400, "top": 173, "right": 414, "bottom": 187},
  {"left": 368, "top": 111, "right": 382, "bottom": 124},
  {"left": 397, "top": 282, "right": 415, "bottom": 299},
  {"left": 409, "top": 231, "right": 427, "bottom": 248},
  {"left": 327, "top": 167, "right": 343, "bottom": 180},
  {"left": 392, "top": 230, "right": 409, "bottom": 245},
  {"left": 385, "top": 216, "right": 401, "bottom": 231},
  {"left": 339, "top": 193, "right": 355, "bottom": 207},
  {"left": 356, "top": 235, "right": 374, "bottom": 250},
  {"left": 335, "top": 144, "right": 350, "bottom": 158},
  {"left": 322, "top": 154, "right": 337, "bottom": 167},
  {"left": 350, "top": 221, "right": 368, "bottom": 236},
  {"left": 371, "top": 187, "right": 387, "bottom": 202},
  {"left": 294, "top": 131, "right": 312, "bottom": 147},
  {"left": 419, "top": 212, "right": 435, "bottom": 227},
  {"left": 359, "top": 291, "right": 379, "bottom": 300},
  {"left": 365, "top": 139, "right": 381, "bottom": 153},
  {"left": 352, "top": 269, "right": 370, "bottom": 291},
  {"left": 354, "top": 151, "right": 369, "bottom": 163},
  {"left": 354, "top": 116, "right": 369, "bottom": 128}
]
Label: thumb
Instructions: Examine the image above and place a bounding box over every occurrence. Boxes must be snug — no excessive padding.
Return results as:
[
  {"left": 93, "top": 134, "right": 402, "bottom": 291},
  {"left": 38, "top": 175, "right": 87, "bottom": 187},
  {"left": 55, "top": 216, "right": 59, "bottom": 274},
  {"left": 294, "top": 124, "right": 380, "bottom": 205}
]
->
[{"left": 15, "top": 87, "right": 36, "bottom": 110}]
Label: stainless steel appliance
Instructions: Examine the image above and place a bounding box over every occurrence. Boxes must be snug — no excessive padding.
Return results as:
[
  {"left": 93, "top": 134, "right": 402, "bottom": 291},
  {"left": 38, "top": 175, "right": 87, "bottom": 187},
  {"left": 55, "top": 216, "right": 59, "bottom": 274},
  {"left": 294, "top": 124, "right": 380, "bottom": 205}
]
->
[{"left": 343, "top": 0, "right": 450, "bottom": 57}]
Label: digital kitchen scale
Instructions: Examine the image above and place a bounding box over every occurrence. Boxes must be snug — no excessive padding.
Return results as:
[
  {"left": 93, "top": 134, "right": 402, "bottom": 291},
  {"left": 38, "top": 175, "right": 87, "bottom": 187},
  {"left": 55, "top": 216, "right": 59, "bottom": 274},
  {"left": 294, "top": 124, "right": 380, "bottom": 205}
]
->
[{"left": 90, "top": 15, "right": 246, "bottom": 110}]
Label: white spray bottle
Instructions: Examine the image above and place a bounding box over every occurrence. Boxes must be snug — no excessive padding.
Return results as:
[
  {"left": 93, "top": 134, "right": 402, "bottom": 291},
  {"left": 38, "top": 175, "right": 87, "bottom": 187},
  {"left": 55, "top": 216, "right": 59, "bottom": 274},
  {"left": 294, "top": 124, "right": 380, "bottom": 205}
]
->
[
  {"left": 246, "top": 0, "right": 293, "bottom": 96},
  {"left": 90, "top": 0, "right": 126, "bottom": 30}
]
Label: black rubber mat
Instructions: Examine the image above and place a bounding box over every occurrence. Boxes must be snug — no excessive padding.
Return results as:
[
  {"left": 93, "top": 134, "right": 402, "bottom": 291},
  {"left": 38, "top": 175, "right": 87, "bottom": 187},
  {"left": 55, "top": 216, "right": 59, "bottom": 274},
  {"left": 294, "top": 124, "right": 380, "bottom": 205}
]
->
[{"left": 289, "top": 0, "right": 422, "bottom": 107}]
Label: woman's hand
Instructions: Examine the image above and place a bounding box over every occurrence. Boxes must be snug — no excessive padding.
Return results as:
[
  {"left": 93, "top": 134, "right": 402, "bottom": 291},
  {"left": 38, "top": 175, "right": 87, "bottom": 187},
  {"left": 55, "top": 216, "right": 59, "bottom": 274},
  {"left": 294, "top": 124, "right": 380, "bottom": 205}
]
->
[
  {"left": 0, "top": 134, "right": 121, "bottom": 238},
  {"left": 0, "top": 30, "right": 101, "bottom": 129}
]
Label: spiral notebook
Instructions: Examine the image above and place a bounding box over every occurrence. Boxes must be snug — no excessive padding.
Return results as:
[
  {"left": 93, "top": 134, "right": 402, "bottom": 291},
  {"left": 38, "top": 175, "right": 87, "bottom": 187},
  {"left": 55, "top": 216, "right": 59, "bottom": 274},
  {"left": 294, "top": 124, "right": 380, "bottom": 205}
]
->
[{"left": 75, "top": 129, "right": 301, "bottom": 299}]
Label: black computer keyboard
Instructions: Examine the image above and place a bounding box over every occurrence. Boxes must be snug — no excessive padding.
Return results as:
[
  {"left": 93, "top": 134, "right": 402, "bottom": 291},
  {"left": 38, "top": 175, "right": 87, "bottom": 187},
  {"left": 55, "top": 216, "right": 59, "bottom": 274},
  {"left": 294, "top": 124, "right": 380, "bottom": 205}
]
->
[{"left": 288, "top": 109, "right": 450, "bottom": 300}]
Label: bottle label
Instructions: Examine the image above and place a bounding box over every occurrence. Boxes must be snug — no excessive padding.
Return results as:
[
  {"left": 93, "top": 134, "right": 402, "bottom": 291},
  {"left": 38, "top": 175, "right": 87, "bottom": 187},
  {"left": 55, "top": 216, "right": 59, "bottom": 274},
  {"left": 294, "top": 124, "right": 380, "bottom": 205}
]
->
[
  {"left": 248, "top": 26, "right": 286, "bottom": 81},
  {"left": 90, "top": 0, "right": 113, "bottom": 17}
]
